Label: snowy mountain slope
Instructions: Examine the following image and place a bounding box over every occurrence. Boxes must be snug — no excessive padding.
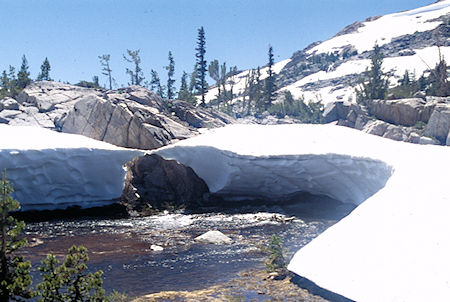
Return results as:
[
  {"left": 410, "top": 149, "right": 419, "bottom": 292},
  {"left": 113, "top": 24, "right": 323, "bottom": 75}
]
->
[
  {"left": 0, "top": 125, "right": 144, "bottom": 210},
  {"left": 154, "top": 123, "right": 450, "bottom": 302},
  {"left": 206, "top": 0, "right": 450, "bottom": 105}
]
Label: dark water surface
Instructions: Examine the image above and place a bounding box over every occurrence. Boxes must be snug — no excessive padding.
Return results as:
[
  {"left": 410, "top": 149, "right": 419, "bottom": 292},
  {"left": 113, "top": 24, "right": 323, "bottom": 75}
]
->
[{"left": 21, "top": 200, "right": 354, "bottom": 297}]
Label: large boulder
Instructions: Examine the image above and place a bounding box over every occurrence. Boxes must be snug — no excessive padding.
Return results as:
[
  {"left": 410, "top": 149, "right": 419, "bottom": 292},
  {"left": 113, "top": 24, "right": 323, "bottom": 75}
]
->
[
  {"left": 121, "top": 154, "right": 210, "bottom": 213},
  {"left": 424, "top": 103, "right": 450, "bottom": 144},
  {"left": 366, "top": 98, "right": 433, "bottom": 127},
  {"left": 61, "top": 92, "right": 188, "bottom": 150},
  {"left": 1, "top": 82, "right": 235, "bottom": 149}
]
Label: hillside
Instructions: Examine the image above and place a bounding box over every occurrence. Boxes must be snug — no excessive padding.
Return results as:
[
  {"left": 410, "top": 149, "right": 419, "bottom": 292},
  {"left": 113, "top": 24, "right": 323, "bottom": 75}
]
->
[{"left": 206, "top": 0, "right": 450, "bottom": 105}]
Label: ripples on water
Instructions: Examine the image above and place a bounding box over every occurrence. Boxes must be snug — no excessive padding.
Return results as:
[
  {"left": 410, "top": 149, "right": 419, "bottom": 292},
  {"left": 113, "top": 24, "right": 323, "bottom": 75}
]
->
[{"left": 23, "top": 201, "right": 354, "bottom": 297}]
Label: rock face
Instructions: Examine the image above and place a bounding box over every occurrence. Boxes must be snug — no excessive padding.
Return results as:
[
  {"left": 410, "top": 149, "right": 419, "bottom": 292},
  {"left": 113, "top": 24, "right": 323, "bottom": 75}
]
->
[
  {"left": 323, "top": 97, "right": 449, "bottom": 145},
  {"left": 424, "top": 103, "right": 450, "bottom": 144},
  {"left": 121, "top": 154, "right": 210, "bottom": 213},
  {"left": 0, "top": 82, "right": 235, "bottom": 150},
  {"left": 366, "top": 98, "right": 434, "bottom": 127}
]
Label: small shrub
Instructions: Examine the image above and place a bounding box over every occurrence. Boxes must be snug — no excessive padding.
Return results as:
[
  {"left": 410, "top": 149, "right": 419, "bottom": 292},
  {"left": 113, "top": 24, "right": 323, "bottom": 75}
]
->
[{"left": 265, "top": 235, "right": 286, "bottom": 274}]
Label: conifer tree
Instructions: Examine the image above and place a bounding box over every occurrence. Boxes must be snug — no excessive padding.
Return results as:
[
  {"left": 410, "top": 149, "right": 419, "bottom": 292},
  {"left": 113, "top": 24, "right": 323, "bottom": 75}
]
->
[
  {"left": 165, "top": 51, "right": 176, "bottom": 100},
  {"left": 220, "top": 62, "right": 227, "bottom": 103},
  {"left": 427, "top": 51, "right": 450, "bottom": 97},
  {"left": 265, "top": 45, "right": 276, "bottom": 110},
  {"left": 178, "top": 71, "right": 195, "bottom": 104},
  {"left": 189, "top": 64, "right": 198, "bottom": 96},
  {"left": 150, "top": 70, "right": 165, "bottom": 98},
  {"left": 208, "top": 60, "right": 220, "bottom": 100},
  {"left": 0, "top": 71, "right": 8, "bottom": 98},
  {"left": 37, "top": 246, "right": 106, "bottom": 302},
  {"left": 37, "top": 58, "right": 52, "bottom": 81},
  {"left": 356, "top": 44, "right": 389, "bottom": 103},
  {"left": 123, "top": 49, "right": 144, "bottom": 86},
  {"left": 0, "top": 171, "right": 34, "bottom": 302},
  {"left": 16, "top": 55, "right": 31, "bottom": 89},
  {"left": 98, "top": 54, "right": 113, "bottom": 90},
  {"left": 195, "top": 26, "right": 207, "bottom": 106}
]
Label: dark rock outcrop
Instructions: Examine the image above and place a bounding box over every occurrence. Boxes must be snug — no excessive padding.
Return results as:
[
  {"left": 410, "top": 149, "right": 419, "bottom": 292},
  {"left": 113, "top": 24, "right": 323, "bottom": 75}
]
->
[{"left": 121, "top": 154, "right": 210, "bottom": 214}]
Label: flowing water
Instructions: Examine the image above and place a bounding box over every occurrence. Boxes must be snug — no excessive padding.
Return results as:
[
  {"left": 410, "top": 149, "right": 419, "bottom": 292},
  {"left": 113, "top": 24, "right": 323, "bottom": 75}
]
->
[{"left": 21, "top": 200, "right": 355, "bottom": 298}]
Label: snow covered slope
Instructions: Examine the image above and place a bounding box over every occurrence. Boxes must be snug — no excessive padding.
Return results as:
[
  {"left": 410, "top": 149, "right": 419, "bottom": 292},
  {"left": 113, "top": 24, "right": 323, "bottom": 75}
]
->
[
  {"left": 155, "top": 124, "right": 450, "bottom": 301},
  {"left": 0, "top": 125, "right": 144, "bottom": 210},
  {"left": 207, "top": 1, "right": 450, "bottom": 105}
]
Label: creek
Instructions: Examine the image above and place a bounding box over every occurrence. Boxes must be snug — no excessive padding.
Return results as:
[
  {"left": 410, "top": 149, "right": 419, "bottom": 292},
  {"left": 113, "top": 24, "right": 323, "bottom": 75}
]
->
[{"left": 21, "top": 197, "right": 354, "bottom": 298}]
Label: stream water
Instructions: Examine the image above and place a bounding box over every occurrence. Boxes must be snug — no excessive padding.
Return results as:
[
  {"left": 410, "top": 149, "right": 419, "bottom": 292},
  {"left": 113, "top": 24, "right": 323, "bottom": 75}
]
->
[{"left": 21, "top": 199, "right": 355, "bottom": 298}]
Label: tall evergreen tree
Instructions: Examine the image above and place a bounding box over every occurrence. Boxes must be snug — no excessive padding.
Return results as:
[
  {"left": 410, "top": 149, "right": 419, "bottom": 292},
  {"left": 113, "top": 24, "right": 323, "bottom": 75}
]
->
[
  {"left": 150, "top": 69, "right": 165, "bottom": 98},
  {"left": 16, "top": 55, "right": 31, "bottom": 89},
  {"left": 265, "top": 45, "right": 276, "bottom": 110},
  {"left": 356, "top": 44, "right": 389, "bottom": 103},
  {"left": 0, "top": 171, "right": 34, "bottom": 302},
  {"left": 195, "top": 26, "right": 207, "bottom": 106},
  {"left": 37, "top": 58, "right": 52, "bottom": 81},
  {"left": 165, "top": 51, "right": 176, "bottom": 100},
  {"left": 98, "top": 54, "right": 113, "bottom": 90},
  {"left": 123, "top": 49, "right": 144, "bottom": 86}
]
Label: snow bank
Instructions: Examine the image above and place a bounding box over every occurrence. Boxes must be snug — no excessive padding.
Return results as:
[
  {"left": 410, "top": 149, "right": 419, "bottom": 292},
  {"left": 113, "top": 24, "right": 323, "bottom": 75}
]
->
[
  {"left": 0, "top": 125, "right": 144, "bottom": 210},
  {"left": 155, "top": 124, "right": 450, "bottom": 301},
  {"left": 308, "top": 0, "right": 450, "bottom": 55}
]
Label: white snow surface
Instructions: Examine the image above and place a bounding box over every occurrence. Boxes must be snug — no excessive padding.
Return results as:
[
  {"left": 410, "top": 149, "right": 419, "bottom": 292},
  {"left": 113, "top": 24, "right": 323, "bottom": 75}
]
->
[
  {"left": 154, "top": 124, "right": 450, "bottom": 301},
  {"left": 0, "top": 125, "right": 144, "bottom": 210},
  {"left": 308, "top": 0, "right": 450, "bottom": 55}
]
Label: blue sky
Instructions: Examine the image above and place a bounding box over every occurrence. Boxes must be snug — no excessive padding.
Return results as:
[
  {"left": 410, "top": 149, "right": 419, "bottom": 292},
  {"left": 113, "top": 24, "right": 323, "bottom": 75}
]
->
[{"left": 0, "top": 0, "right": 432, "bottom": 88}]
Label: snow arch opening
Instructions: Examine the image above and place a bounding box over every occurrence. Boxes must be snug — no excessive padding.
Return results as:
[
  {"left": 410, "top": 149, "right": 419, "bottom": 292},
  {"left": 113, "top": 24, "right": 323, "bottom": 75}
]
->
[{"left": 156, "top": 144, "right": 394, "bottom": 206}]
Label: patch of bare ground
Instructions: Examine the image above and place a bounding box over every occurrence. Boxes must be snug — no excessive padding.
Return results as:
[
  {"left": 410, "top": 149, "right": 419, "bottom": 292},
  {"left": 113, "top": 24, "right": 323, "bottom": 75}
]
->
[{"left": 133, "top": 269, "right": 329, "bottom": 302}]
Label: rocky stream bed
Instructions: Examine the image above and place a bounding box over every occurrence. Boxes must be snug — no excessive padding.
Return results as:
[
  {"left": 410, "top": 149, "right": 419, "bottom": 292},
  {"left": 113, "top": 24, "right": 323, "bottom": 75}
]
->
[{"left": 20, "top": 198, "right": 355, "bottom": 301}]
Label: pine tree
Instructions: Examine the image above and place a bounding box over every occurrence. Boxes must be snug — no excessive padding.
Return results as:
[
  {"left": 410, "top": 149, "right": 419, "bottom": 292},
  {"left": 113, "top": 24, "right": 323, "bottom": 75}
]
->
[
  {"left": 178, "top": 71, "right": 195, "bottom": 104},
  {"left": 165, "top": 51, "right": 176, "bottom": 100},
  {"left": 195, "top": 27, "right": 207, "bottom": 106},
  {"left": 123, "top": 49, "right": 144, "bottom": 86},
  {"left": 0, "top": 171, "right": 34, "bottom": 302},
  {"left": 356, "top": 44, "right": 389, "bottom": 104},
  {"left": 37, "top": 58, "right": 52, "bottom": 81},
  {"left": 16, "top": 55, "right": 31, "bottom": 89},
  {"left": 189, "top": 64, "right": 197, "bottom": 96},
  {"left": 150, "top": 70, "right": 165, "bottom": 98},
  {"left": 427, "top": 50, "right": 450, "bottom": 97},
  {"left": 208, "top": 60, "right": 220, "bottom": 101},
  {"left": 6, "top": 66, "right": 18, "bottom": 98},
  {"left": 98, "top": 54, "right": 113, "bottom": 90},
  {"left": 220, "top": 62, "right": 227, "bottom": 104},
  {"left": 37, "top": 246, "right": 106, "bottom": 302},
  {"left": 0, "top": 71, "right": 8, "bottom": 98},
  {"left": 265, "top": 45, "right": 276, "bottom": 111}
]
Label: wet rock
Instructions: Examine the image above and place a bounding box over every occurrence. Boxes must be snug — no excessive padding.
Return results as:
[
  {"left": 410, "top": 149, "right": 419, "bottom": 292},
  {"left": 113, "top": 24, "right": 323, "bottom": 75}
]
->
[
  {"left": 194, "top": 230, "right": 232, "bottom": 244},
  {"left": 121, "top": 154, "right": 210, "bottom": 213}
]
